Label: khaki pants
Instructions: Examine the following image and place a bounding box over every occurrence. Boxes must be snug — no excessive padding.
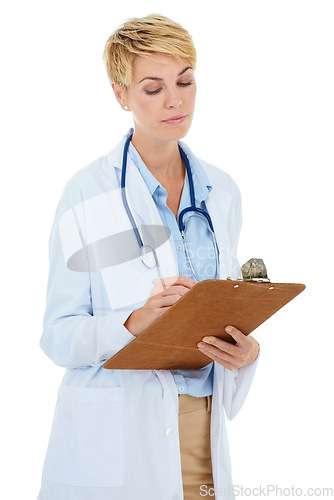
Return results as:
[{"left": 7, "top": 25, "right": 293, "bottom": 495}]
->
[{"left": 178, "top": 394, "right": 214, "bottom": 499}]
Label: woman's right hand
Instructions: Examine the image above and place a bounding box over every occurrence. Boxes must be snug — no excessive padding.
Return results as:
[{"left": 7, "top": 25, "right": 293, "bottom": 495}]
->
[{"left": 123, "top": 275, "right": 196, "bottom": 337}]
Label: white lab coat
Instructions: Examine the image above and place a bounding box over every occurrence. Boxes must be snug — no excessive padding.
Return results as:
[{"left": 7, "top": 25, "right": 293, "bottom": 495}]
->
[{"left": 37, "top": 128, "right": 260, "bottom": 500}]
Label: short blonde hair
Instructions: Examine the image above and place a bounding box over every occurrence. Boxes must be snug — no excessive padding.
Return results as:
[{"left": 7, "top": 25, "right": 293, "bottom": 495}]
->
[{"left": 102, "top": 13, "right": 197, "bottom": 96}]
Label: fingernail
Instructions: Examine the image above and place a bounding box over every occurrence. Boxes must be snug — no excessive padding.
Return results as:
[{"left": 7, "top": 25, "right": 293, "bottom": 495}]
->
[
  {"left": 197, "top": 342, "right": 205, "bottom": 349},
  {"left": 226, "top": 326, "right": 232, "bottom": 333},
  {"left": 202, "top": 337, "right": 210, "bottom": 343}
]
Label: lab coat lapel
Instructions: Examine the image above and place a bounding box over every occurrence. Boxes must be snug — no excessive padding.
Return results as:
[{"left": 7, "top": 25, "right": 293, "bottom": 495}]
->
[
  {"left": 126, "top": 157, "right": 179, "bottom": 279},
  {"left": 107, "top": 129, "right": 164, "bottom": 227},
  {"left": 125, "top": 156, "right": 160, "bottom": 226},
  {"left": 115, "top": 141, "right": 179, "bottom": 280}
]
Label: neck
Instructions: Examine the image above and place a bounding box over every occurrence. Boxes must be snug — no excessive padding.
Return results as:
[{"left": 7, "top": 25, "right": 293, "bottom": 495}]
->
[{"left": 130, "top": 128, "right": 185, "bottom": 184}]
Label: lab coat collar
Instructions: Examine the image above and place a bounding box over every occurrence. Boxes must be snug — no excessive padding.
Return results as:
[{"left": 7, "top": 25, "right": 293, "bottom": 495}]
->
[{"left": 127, "top": 140, "right": 160, "bottom": 197}]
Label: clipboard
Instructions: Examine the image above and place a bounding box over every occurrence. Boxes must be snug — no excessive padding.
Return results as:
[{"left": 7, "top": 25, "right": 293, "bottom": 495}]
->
[{"left": 103, "top": 278, "right": 306, "bottom": 370}]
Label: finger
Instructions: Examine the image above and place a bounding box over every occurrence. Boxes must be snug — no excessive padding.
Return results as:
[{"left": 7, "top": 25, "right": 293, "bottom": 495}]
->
[
  {"left": 176, "top": 275, "right": 197, "bottom": 287},
  {"left": 150, "top": 276, "right": 195, "bottom": 297},
  {"left": 200, "top": 336, "right": 240, "bottom": 357},
  {"left": 163, "top": 285, "right": 190, "bottom": 297},
  {"left": 224, "top": 325, "right": 248, "bottom": 345},
  {"left": 208, "top": 352, "right": 240, "bottom": 371},
  {"left": 153, "top": 275, "right": 196, "bottom": 289},
  {"left": 149, "top": 278, "right": 174, "bottom": 297},
  {"left": 197, "top": 345, "right": 237, "bottom": 371},
  {"left": 150, "top": 284, "right": 190, "bottom": 299},
  {"left": 153, "top": 293, "right": 184, "bottom": 309},
  {"left": 197, "top": 341, "right": 236, "bottom": 364}
]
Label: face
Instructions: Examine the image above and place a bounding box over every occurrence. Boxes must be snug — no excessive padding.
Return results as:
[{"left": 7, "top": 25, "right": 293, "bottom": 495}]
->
[{"left": 112, "top": 53, "right": 197, "bottom": 144}]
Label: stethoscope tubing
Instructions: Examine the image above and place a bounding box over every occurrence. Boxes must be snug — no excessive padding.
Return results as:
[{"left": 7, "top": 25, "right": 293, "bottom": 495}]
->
[{"left": 121, "top": 132, "right": 144, "bottom": 248}]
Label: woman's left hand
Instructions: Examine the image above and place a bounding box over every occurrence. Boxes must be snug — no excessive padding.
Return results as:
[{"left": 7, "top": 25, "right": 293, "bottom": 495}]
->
[{"left": 197, "top": 326, "right": 259, "bottom": 371}]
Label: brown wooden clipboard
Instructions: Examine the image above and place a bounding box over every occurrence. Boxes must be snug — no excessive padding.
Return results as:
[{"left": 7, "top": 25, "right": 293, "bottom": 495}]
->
[{"left": 103, "top": 279, "right": 306, "bottom": 370}]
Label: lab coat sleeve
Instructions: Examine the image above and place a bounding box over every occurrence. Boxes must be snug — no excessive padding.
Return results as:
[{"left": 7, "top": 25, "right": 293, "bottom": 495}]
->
[
  {"left": 223, "top": 347, "right": 260, "bottom": 420},
  {"left": 39, "top": 191, "right": 137, "bottom": 369}
]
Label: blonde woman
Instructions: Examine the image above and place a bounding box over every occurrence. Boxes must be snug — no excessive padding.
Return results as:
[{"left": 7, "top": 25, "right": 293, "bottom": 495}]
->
[{"left": 37, "top": 13, "right": 260, "bottom": 500}]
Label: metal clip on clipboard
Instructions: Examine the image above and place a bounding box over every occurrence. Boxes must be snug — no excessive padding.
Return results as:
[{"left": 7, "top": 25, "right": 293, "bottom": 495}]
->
[{"left": 237, "top": 258, "right": 270, "bottom": 282}]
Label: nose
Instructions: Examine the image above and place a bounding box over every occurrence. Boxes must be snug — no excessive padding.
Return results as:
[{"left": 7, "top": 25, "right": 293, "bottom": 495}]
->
[{"left": 165, "top": 86, "right": 182, "bottom": 108}]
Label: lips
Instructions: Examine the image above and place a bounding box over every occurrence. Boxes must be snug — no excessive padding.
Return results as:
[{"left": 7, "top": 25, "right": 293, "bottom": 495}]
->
[
  {"left": 164, "top": 115, "right": 185, "bottom": 121},
  {"left": 163, "top": 115, "right": 187, "bottom": 124}
]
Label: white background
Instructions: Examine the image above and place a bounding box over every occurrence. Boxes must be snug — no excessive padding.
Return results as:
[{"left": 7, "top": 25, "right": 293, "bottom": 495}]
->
[{"left": 1, "top": 1, "right": 333, "bottom": 498}]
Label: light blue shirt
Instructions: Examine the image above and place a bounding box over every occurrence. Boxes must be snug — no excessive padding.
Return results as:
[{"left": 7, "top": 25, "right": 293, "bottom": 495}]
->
[{"left": 128, "top": 141, "right": 215, "bottom": 397}]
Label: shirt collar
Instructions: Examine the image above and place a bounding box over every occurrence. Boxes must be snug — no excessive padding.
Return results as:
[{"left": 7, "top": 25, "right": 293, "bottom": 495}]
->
[{"left": 127, "top": 129, "right": 212, "bottom": 204}]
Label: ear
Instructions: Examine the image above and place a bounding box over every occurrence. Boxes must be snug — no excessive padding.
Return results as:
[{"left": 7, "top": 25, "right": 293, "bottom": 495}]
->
[{"left": 111, "top": 82, "right": 130, "bottom": 111}]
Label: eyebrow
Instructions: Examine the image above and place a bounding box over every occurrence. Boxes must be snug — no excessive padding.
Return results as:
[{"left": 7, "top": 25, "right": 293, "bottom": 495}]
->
[{"left": 138, "top": 66, "right": 193, "bottom": 84}]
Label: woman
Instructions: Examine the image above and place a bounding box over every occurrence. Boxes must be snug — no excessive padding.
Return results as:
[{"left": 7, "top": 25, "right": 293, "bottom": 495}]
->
[{"left": 37, "top": 13, "right": 260, "bottom": 500}]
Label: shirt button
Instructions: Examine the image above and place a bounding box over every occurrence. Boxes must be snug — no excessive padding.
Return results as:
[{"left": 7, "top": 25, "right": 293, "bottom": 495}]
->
[
  {"left": 166, "top": 428, "right": 176, "bottom": 438},
  {"left": 179, "top": 386, "right": 185, "bottom": 393},
  {"left": 176, "top": 244, "right": 182, "bottom": 250}
]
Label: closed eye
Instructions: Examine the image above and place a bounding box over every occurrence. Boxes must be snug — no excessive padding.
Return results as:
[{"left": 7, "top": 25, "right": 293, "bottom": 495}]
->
[{"left": 145, "top": 82, "right": 193, "bottom": 96}]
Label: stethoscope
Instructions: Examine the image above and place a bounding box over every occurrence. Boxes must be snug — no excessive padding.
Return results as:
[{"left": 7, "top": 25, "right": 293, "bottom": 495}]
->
[{"left": 121, "top": 131, "right": 220, "bottom": 282}]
